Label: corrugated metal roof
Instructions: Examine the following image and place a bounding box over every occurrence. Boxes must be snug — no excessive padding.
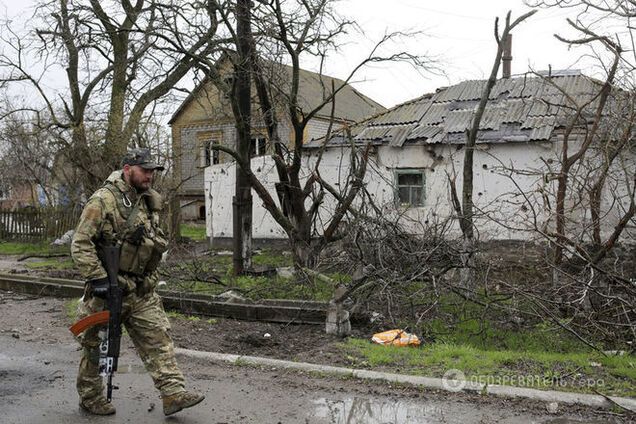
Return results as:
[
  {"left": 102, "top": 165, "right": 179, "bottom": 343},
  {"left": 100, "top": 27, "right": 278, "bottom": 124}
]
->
[
  {"left": 388, "top": 124, "right": 418, "bottom": 147},
  {"left": 418, "top": 103, "right": 448, "bottom": 126},
  {"left": 507, "top": 77, "right": 543, "bottom": 98},
  {"left": 435, "top": 83, "right": 467, "bottom": 102},
  {"left": 445, "top": 109, "right": 475, "bottom": 133},
  {"left": 521, "top": 115, "right": 556, "bottom": 130},
  {"left": 408, "top": 125, "right": 442, "bottom": 141},
  {"left": 373, "top": 99, "right": 431, "bottom": 125},
  {"left": 500, "top": 99, "right": 529, "bottom": 123},
  {"left": 457, "top": 80, "right": 487, "bottom": 101},
  {"left": 489, "top": 78, "right": 516, "bottom": 99},
  {"left": 356, "top": 126, "right": 391, "bottom": 141},
  {"left": 319, "top": 73, "right": 609, "bottom": 148}
]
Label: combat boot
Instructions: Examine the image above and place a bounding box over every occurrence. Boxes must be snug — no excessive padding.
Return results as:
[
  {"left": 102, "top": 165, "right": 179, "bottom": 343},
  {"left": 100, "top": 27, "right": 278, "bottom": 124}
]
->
[
  {"left": 162, "top": 390, "right": 205, "bottom": 416},
  {"left": 79, "top": 396, "right": 116, "bottom": 415}
]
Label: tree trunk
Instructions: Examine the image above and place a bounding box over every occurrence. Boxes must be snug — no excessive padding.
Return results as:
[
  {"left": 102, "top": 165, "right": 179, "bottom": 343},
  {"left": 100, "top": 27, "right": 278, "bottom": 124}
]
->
[{"left": 232, "top": 0, "right": 253, "bottom": 275}]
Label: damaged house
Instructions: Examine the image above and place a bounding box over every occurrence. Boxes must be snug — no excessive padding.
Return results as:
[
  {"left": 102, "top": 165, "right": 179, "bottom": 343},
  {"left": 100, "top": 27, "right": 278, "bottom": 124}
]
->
[
  {"left": 205, "top": 71, "right": 636, "bottom": 243},
  {"left": 169, "top": 58, "right": 385, "bottom": 222}
]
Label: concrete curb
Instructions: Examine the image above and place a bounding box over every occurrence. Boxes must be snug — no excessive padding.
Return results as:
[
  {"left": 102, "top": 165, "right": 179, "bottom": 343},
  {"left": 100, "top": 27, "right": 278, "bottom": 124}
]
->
[{"left": 175, "top": 347, "right": 636, "bottom": 412}]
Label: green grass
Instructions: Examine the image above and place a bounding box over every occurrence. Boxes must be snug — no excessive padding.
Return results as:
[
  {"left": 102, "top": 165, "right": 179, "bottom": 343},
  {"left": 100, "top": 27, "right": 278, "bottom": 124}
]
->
[
  {"left": 421, "top": 317, "right": 590, "bottom": 353},
  {"left": 166, "top": 310, "right": 218, "bottom": 324},
  {"left": 166, "top": 272, "right": 336, "bottom": 302},
  {"left": 163, "top": 249, "right": 333, "bottom": 301},
  {"left": 180, "top": 223, "right": 207, "bottom": 241},
  {"left": 252, "top": 249, "right": 293, "bottom": 268},
  {"left": 340, "top": 338, "right": 636, "bottom": 397},
  {"left": 65, "top": 299, "right": 80, "bottom": 321},
  {"left": 0, "top": 241, "right": 69, "bottom": 255},
  {"left": 166, "top": 310, "right": 215, "bottom": 322},
  {"left": 24, "top": 258, "right": 74, "bottom": 270}
]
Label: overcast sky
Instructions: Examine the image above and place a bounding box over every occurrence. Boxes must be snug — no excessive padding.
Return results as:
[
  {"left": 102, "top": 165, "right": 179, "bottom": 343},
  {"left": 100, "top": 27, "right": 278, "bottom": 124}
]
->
[
  {"left": 0, "top": 0, "right": 594, "bottom": 109},
  {"left": 332, "top": 0, "right": 592, "bottom": 107}
]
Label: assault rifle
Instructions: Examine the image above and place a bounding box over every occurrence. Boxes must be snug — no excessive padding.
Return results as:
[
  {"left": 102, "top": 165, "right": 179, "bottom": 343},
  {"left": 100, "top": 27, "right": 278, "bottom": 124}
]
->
[{"left": 69, "top": 244, "right": 123, "bottom": 402}]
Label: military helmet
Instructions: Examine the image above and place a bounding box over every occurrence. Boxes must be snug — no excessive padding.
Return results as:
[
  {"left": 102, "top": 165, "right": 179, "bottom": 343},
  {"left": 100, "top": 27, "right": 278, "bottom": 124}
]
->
[{"left": 121, "top": 148, "right": 165, "bottom": 171}]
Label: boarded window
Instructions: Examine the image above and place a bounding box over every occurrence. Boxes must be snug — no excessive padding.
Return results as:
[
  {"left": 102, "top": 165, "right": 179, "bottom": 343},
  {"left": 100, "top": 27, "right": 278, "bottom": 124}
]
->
[{"left": 395, "top": 170, "right": 425, "bottom": 207}]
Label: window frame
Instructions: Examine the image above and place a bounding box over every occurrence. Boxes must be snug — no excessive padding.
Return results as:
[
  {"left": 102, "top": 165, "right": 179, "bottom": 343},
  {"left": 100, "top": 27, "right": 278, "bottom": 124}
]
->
[
  {"left": 197, "top": 132, "right": 220, "bottom": 168},
  {"left": 249, "top": 136, "right": 267, "bottom": 158},
  {"left": 394, "top": 169, "right": 426, "bottom": 208}
]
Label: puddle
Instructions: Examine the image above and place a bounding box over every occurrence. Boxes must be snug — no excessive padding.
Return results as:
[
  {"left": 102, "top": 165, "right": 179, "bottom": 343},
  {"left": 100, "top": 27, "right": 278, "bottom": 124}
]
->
[
  {"left": 542, "top": 420, "right": 610, "bottom": 424},
  {"left": 311, "top": 397, "right": 613, "bottom": 424},
  {"left": 312, "top": 397, "right": 445, "bottom": 424}
]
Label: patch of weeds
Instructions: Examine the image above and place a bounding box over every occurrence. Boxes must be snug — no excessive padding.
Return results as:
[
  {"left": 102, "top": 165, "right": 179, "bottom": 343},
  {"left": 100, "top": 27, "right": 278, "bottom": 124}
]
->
[
  {"left": 0, "top": 242, "right": 69, "bottom": 256},
  {"left": 306, "top": 370, "right": 330, "bottom": 379},
  {"left": 340, "top": 338, "right": 636, "bottom": 397},
  {"left": 252, "top": 249, "right": 292, "bottom": 268},
  {"left": 166, "top": 310, "right": 201, "bottom": 321},
  {"left": 417, "top": 294, "right": 589, "bottom": 354},
  {"left": 234, "top": 358, "right": 251, "bottom": 367},
  {"left": 600, "top": 355, "right": 636, "bottom": 381},
  {"left": 25, "top": 258, "right": 74, "bottom": 270},
  {"left": 327, "top": 273, "right": 352, "bottom": 285},
  {"left": 65, "top": 298, "right": 80, "bottom": 321},
  {"left": 180, "top": 224, "right": 206, "bottom": 241}
]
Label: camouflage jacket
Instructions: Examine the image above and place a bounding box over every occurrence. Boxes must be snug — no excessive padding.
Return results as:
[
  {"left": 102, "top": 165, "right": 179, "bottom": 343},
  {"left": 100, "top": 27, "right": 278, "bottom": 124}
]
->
[{"left": 71, "top": 170, "right": 166, "bottom": 293}]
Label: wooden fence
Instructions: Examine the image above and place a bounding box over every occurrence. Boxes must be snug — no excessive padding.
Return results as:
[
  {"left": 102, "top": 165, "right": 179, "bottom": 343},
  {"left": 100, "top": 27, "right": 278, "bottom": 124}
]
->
[{"left": 0, "top": 207, "right": 81, "bottom": 242}]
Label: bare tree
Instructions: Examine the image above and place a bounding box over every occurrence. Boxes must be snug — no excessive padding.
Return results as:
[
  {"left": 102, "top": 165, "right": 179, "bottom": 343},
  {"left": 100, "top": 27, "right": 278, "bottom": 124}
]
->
[
  {"left": 0, "top": 0, "right": 223, "bottom": 217},
  {"left": 191, "top": 0, "right": 432, "bottom": 268},
  {"left": 449, "top": 10, "right": 535, "bottom": 287}
]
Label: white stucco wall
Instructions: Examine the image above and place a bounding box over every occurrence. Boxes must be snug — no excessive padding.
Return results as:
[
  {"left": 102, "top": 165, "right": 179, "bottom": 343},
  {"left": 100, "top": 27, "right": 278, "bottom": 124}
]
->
[
  {"left": 205, "top": 156, "right": 288, "bottom": 239},
  {"left": 205, "top": 140, "right": 636, "bottom": 242}
]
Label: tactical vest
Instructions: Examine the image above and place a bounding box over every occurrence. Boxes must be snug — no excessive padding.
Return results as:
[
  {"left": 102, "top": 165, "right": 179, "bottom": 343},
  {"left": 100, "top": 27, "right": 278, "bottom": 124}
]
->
[{"left": 103, "top": 182, "right": 168, "bottom": 278}]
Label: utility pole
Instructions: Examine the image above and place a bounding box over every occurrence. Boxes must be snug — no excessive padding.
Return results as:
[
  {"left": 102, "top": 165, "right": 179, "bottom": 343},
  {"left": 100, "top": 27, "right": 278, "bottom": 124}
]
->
[{"left": 232, "top": 0, "right": 253, "bottom": 274}]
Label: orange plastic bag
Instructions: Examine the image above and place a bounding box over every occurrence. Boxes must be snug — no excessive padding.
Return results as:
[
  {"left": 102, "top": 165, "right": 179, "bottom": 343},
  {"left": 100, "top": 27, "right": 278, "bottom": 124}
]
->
[{"left": 371, "top": 329, "right": 421, "bottom": 347}]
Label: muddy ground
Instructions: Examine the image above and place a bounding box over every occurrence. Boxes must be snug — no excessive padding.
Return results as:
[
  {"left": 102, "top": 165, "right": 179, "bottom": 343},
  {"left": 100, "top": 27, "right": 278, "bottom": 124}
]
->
[
  {"left": 1, "top": 290, "right": 632, "bottom": 423},
  {"left": 1, "top": 248, "right": 636, "bottom": 423}
]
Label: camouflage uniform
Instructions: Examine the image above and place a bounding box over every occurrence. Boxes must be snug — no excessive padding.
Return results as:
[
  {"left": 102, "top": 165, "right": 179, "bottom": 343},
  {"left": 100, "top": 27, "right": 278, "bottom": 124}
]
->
[{"left": 71, "top": 170, "right": 185, "bottom": 404}]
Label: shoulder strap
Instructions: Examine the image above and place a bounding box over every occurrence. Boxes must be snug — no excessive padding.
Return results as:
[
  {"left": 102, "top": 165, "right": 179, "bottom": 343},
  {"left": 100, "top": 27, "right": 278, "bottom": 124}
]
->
[
  {"left": 103, "top": 182, "right": 144, "bottom": 235},
  {"left": 125, "top": 197, "right": 143, "bottom": 230}
]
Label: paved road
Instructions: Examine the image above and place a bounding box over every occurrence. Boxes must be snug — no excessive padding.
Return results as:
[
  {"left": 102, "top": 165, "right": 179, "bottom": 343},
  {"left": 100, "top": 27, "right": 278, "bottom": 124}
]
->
[{"left": 0, "top": 333, "right": 616, "bottom": 424}]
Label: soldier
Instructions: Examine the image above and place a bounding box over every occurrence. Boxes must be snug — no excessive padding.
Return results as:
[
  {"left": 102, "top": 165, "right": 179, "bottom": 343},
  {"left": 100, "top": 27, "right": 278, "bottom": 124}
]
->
[{"left": 71, "top": 148, "right": 204, "bottom": 416}]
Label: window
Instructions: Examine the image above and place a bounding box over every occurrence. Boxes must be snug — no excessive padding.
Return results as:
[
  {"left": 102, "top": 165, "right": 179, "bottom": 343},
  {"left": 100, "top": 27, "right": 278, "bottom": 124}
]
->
[
  {"left": 395, "top": 170, "right": 425, "bottom": 207},
  {"left": 204, "top": 140, "right": 220, "bottom": 166},
  {"left": 198, "top": 132, "right": 220, "bottom": 167},
  {"left": 249, "top": 136, "right": 266, "bottom": 158}
]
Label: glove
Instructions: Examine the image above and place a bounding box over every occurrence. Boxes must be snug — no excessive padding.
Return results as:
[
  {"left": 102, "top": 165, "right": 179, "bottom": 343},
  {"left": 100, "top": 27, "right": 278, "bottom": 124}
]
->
[{"left": 87, "top": 277, "right": 109, "bottom": 299}]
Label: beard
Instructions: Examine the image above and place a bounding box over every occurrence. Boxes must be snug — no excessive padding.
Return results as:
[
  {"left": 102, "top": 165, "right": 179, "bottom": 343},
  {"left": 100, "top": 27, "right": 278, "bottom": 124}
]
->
[{"left": 127, "top": 167, "right": 153, "bottom": 192}]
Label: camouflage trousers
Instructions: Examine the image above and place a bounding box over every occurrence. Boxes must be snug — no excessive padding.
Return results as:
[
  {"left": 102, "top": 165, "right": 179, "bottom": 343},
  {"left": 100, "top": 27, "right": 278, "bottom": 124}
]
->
[{"left": 75, "top": 288, "right": 185, "bottom": 402}]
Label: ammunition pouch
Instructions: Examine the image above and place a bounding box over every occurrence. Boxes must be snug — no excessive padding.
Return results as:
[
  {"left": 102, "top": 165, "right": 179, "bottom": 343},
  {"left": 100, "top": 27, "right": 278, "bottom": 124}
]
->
[
  {"left": 105, "top": 182, "right": 168, "bottom": 285},
  {"left": 119, "top": 237, "right": 153, "bottom": 276},
  {"left": 118, "top": 230, "right": 168, "bottom": 278},
  {"left": 144, "top": 231, "right": 168, "bottom": 275},
  {"left": 146, "top": 189, "right": 163, "bottom": 212}
]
